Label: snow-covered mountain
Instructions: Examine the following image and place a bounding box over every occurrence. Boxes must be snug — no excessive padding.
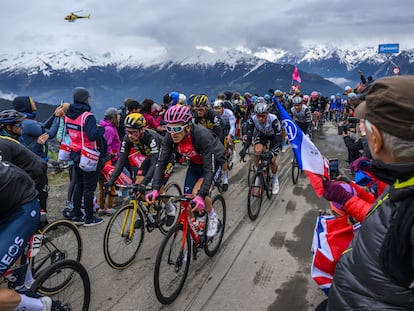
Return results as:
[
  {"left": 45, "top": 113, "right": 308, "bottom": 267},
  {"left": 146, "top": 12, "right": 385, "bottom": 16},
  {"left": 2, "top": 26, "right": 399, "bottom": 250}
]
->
[{"left": 1, "top": 46, "right": 413, "bottom": 117}]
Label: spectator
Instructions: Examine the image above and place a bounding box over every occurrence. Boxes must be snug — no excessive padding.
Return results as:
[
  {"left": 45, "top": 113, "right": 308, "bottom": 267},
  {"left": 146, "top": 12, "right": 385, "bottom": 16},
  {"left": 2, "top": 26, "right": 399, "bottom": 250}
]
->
[
  {"left": 141, "top": 98, "right": 165, "bottom": 134},
  {"left": 12, "top": 96, "right": 65, "bottom": 161},
  {"left": 56, "top": 103, "right": 77, "bottom": 211},
  {"left": 97, "top": 107, "right": 122, "bottom": 216},
  {"left": 323, "top": 76, "right": 414, "bottom": 310},
  {"left": 126, "top": 99, "right": 142, "bottom": 115},
  {"left": 65, "top": 87, "right": 107, "bottom": 226}
]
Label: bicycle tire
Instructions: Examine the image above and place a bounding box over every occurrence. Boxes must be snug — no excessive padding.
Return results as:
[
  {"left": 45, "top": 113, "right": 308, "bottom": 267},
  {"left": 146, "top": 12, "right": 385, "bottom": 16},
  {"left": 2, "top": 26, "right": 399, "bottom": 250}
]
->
[
  {"left": 204, "top": 194, "right": 226, "bottom": 257},
  {"left": 159, "top": 182, "right": 182, "bottom": 235},
  {"left": 291, "top": 159, "right": 300, "bottom": 184},
  {"left": 247, "top": 159, "right": 254, "bottom": 187},
  {"left": 247, "top": 172, "right": 263, "bottom": 220},
  {"left": 31, "top": 259, "right": 90, "bottom": 311},
  {"left": 264, "top": 165, "right": 272, "bottom": 199},
  {"left": 31, "top": 219, "right": 82, "bottom": 279},
  {"left": 103, "top": 204, "right": 145, "bottom": 270},
  {"left": 227, "top": 148, "right": 234, "bottom": 171},
  {"left": 154, "top": 223, "right": 191, "bottom": 305}
]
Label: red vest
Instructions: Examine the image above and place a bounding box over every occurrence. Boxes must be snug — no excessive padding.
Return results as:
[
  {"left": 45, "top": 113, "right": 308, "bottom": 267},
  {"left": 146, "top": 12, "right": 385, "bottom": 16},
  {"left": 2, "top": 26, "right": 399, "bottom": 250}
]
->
[{"left": 65, "top": 112, "right": 96, "bottom": 151}]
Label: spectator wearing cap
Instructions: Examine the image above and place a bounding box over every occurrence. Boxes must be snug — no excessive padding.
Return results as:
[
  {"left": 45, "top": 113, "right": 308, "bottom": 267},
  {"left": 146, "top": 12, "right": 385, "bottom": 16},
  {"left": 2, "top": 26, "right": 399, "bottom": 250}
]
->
[
  {"left": 12, "top": 96, "right": 65, "bottom": 161},
  {"left": 65, "top": 87, "right": 106, "bottom": 226},
  {"left": 97, "top": 107, "right": 121, "bottom": 216},
  {"left": 322, "top": 76, "right": 414, "bottom": 310}
]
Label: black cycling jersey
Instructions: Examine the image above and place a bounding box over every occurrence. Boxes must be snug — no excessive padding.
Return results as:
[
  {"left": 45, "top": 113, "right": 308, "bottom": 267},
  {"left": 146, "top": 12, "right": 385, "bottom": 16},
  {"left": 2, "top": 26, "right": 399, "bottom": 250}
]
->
[
  {"left": 108, "top": 129, "right": 163, "bottom": 186},
  {"left": 193, "top": 109, "right": 224, "bottom": 142}
]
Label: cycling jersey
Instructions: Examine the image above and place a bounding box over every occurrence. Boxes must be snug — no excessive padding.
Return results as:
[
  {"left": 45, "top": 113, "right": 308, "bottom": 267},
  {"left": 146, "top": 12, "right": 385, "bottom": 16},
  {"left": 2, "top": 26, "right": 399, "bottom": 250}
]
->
[
  {"left": 0, "top": 161, "right": 39, "bottom": 276},
  {"left": 109, "top": 129, "right": 163, "bottom": 186},
  {"left": 291, "top": 105, "right": 312, "bottom": 124},
  {"left": 244, "top": 113, "right": 283, "bottom": 155},
  {"left": 0, "top": 136, "right": 48, "bottom": 211},
  {"left": 193, "top": 109, "right": 224, "bottom": 142},
  {"left": 220, "top": 108, "right": 236, "bottom": 136},
  {"left": 152, "top": 124, "right": 226, "bottom": 199}
]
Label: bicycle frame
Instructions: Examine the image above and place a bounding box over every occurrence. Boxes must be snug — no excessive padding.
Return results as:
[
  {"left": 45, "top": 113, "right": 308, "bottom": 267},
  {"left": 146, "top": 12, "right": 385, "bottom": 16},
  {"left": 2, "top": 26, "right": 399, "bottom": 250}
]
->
[{"left": 178, "top": 202, "right": 202, "bottom": 249}]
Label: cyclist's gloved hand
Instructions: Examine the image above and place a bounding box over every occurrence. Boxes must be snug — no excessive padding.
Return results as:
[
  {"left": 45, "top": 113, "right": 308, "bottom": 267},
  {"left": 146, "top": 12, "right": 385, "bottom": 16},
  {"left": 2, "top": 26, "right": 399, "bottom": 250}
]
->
[
  {"left": 135, "top": 184, "right": 147, "bottom": 195},
  {"left": 145, "top": 189, "right": 159, "bottom": 203},
  {"left": 191, "top": 195, "right": 205, "bottom": 212},
  {"left": 323, "top": 180, "right": 354, "bottom": 206}
]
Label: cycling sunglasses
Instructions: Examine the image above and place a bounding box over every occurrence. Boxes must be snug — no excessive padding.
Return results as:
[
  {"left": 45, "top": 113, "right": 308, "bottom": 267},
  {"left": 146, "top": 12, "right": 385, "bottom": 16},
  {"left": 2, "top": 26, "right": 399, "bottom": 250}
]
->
[{"left": 166, "top": 124, "right": 187, "bottom": 133}]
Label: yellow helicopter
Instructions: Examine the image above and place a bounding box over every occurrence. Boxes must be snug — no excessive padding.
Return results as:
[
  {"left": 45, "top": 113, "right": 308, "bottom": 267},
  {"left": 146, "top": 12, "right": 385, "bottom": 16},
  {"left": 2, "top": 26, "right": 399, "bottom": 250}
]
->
[{"left": 64, "top": 11, "right": 91, "bottom": 22}]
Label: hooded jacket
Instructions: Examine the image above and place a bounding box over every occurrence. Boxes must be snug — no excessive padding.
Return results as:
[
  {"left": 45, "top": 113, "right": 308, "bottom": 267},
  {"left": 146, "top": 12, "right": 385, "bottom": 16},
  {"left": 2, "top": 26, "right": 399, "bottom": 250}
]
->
[
  {"left": 327, "top": 161, "right": 414, "bottom": 310},
  {"left": 99, "top": 118, "right": 121, "bottom": 163},
  {"left": 13, "top": 96, "right": 60, "bottom": 160}
]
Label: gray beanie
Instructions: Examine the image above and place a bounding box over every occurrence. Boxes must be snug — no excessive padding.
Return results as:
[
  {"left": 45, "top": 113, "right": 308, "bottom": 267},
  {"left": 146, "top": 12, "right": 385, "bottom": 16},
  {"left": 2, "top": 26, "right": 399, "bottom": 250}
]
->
[
  {"left": 104, "top": 107, "right": 121, "bottom": 119},
  {"left": 73, "top": 87, "right": 91, "bottom": 103}
]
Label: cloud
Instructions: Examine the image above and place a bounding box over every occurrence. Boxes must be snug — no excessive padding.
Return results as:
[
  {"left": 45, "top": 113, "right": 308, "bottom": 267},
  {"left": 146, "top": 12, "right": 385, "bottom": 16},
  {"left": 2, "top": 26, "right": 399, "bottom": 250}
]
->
[{"left": 0, "top": 0, "right": 413, "bottom": 56}]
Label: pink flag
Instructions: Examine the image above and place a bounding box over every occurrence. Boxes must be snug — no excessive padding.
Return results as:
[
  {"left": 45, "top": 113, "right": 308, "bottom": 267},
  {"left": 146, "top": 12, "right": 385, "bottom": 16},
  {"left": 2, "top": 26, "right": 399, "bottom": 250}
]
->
[{"left": 292, "top": 66, "right": 301, "bottom": 83}]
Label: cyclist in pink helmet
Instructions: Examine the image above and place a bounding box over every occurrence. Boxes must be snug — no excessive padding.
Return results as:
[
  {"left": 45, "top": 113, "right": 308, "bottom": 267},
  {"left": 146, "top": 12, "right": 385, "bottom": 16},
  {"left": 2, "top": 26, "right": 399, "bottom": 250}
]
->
[{"left": 146, "top": 105, "right": 226, "bottom": 237}]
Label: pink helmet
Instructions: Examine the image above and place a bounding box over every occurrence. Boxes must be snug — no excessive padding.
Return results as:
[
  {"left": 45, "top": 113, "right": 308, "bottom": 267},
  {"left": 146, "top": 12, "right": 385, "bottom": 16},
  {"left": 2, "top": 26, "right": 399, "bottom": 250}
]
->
[
  {"left": 164, "top": 105, "right": 192, "bottom": 124},
  {"left": 303, "top": 95, "right": 310, "bottom": 102}
]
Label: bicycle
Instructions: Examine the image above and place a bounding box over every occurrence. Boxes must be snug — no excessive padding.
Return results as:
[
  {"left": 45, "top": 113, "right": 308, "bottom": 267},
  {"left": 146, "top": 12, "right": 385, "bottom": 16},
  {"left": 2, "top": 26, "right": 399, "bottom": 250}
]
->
[
  {"left": 2, "top": 226, "right": 90, "bottom": 310},
  {"left": 31, "top": 219, "right": 82, "bottom": 284},
  {"left": 153, "top": 192, "right": 226, "bottom": 304},
  {"left": 103, "top": 182, "right": 182, "bottom": 270},
  {"left": 247, "top": 151, "right": 273, "bottom": 220}
]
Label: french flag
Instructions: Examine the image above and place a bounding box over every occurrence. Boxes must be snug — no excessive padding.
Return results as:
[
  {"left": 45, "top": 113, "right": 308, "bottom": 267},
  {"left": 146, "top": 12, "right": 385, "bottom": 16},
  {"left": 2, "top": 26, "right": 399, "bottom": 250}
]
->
[{"left": 275, "top": 99, "right": 328, "bottom": 196}]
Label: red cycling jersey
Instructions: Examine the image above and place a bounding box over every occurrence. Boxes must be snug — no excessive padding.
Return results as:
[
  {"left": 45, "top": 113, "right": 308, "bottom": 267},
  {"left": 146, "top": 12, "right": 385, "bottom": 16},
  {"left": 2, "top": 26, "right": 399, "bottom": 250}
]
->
[{"left": 177, "top": 134, "right": 202, "bottom": 165}]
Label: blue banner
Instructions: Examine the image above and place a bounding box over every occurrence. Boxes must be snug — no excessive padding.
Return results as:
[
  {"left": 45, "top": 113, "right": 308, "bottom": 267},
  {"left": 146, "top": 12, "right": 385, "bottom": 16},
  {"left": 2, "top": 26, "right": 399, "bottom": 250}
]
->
[{"left": 378, "top": 43, "right": 399, "bottom": 54}]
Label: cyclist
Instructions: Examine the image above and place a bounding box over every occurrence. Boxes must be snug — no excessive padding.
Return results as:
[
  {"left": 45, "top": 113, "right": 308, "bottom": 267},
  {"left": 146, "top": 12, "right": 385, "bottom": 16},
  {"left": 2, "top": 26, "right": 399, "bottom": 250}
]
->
[
  {"left": 290, "top": 96, "right": 312, "bottom": 137},
  {"left": 146, "top": 105, "right": 226, "bottom": 237},
  {"left": 239, "top": 101, "right": 283, "bottom": 195},
  {"left": 0, "top": 110, "right": 49, "bottom": 216},
  {"left": 0, "top": 160, "right": 52, "bottom": 311},
  {"left": 105, "top": 113, "right": 177, "bottom": 225},
  {"left": 192, "top": 94, "right": 224, "bottom": 142},
  {"left": 213, "top": 99, "right": 236, "bottom": 191}
]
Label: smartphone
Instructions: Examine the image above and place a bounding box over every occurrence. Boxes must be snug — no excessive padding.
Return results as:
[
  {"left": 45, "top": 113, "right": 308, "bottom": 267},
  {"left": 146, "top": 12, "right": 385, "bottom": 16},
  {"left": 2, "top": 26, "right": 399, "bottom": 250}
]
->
[{"left": 329, "top": 158, "right": 339, "bottom": 180}]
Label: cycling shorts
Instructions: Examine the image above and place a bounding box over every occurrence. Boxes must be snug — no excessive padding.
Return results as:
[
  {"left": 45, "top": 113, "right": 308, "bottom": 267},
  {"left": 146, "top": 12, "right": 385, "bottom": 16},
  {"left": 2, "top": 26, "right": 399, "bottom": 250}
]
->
[
  {"left": 0, "top": 198, "right": 40, "bottom": 276},
  {"left": 253, "top": 132, "right": 281, "bottom": 156}
]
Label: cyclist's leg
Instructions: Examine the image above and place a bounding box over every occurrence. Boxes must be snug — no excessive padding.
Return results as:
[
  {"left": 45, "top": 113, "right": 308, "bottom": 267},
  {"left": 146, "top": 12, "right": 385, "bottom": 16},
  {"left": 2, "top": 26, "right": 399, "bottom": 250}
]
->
[{"left": 0, "top": 288, "right": 50, "bottom": 311}]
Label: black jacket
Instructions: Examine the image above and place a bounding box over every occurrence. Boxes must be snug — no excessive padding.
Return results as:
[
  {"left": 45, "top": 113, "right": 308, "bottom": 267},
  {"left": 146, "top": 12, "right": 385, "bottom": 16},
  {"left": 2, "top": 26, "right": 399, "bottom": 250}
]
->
[{"left": 152, "top": 124, "right": 226, "bottom": 198}]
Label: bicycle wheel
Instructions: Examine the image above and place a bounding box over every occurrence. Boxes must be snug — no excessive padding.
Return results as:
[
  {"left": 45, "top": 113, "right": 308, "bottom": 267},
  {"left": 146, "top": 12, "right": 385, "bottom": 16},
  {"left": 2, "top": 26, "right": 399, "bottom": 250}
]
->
[
  {"left": 264, "top": 166, "right": 272, "bottom": 199},
  {"left": 204, "top": 194, "right": 226, "bottom": 257},
  {"left": 291, "top": 159, "right": 300, "bottom": 185},
  {"left": 31, "top": 259, "right": 90, "bottom": 311},
  {"left": 247, "top": 158, "right": 254, "bottom": 187},
  {"left": 154, "top": 223, "right": 191, "bottom": 305},
  {"left": 247, "top": 172, "right": 263, "bottom": 220},
  {"left": 31, "top": 219, "right": 82, "bottom": 278},
  {"left": 159, "top": 182, "right": 182, "bottom": 235},
  {"left": 103, "top": 204, "right": 145, "bottom": 269},
  {"left": 227, "top": 148, "right": 234, "bottom": 171}
]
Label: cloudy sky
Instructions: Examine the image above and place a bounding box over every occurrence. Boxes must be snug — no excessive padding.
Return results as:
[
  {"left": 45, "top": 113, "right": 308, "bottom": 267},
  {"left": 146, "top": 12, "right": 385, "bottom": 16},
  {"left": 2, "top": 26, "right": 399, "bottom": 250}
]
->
[{"left": 1, "top": 0, "right": 413, "bottom": 59}]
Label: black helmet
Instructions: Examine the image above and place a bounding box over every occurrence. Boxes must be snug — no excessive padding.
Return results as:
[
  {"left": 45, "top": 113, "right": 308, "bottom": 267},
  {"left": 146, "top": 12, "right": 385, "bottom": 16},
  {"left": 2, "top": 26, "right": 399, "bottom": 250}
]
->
[{"left": 0, "top": 109, "right": 26, "bottom": 125}]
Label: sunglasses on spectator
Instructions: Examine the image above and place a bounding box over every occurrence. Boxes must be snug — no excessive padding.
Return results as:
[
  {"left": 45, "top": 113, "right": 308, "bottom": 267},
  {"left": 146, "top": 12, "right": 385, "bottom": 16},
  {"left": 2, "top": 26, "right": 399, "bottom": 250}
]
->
[{"left": 166, "top": 124, "right": 187, "bottom": 133}]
